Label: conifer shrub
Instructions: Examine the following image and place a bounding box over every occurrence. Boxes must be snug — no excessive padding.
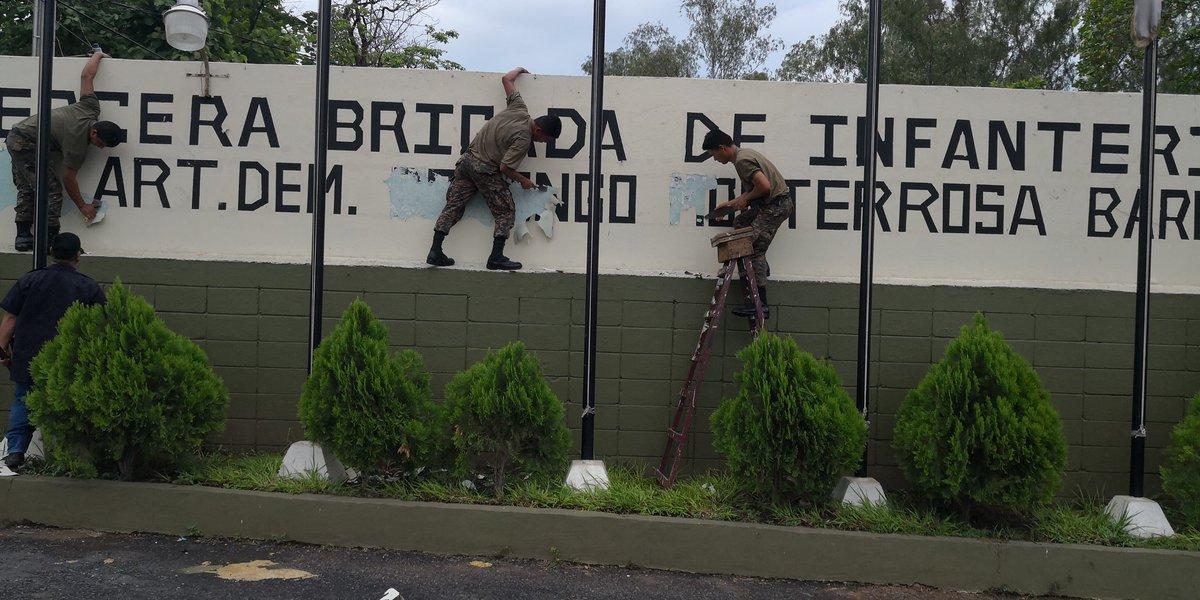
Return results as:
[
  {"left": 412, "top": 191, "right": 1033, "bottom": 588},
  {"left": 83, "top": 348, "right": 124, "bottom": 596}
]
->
[
  {"left": 27, "top": 281, "right": 227, "bottom": 479},
  {"left": 299, "top": 299, "right": 436, "bottom": 477},
  {"left": 711, "top": 331, "right": 866, "bottom": 502},
  {"left": 1162, "top": 393, "right": 1200, "bottom": 528},
  {"left": 893, "top": 314, "right": 1066, "bottom": 518},
  {"left": 442, "top": 342, "right": 569, "bottom": 499}
]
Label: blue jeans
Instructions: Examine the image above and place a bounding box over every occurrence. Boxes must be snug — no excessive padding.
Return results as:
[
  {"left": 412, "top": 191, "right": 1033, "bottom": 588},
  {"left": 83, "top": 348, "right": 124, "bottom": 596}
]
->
[{"left": 4, "top": 382, "right": 33, "bottom": 456}]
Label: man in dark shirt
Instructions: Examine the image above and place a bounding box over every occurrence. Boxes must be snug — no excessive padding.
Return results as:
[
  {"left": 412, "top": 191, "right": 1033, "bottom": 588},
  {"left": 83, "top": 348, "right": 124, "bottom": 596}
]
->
[{"left": 0, "top": 233, "right": 105, "bottom": 473}]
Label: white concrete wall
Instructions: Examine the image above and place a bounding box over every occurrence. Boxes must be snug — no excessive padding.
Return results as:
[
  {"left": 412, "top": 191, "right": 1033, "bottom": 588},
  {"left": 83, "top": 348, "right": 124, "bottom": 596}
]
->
[{"left": 1, "top": 56, "right": 1197, "bottom": 293}]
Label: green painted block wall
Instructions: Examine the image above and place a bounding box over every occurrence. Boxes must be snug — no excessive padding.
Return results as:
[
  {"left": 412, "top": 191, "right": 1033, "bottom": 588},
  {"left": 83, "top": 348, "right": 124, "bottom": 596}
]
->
[{"left": 0, "top": 254, "right": 1197, "bottom": 496}]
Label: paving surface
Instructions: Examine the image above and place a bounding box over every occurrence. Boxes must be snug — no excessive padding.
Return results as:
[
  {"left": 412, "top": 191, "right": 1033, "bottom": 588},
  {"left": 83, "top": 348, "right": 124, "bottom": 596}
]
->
[{"left": 0, "top": 525, "right": 1056, "bottom": 600}]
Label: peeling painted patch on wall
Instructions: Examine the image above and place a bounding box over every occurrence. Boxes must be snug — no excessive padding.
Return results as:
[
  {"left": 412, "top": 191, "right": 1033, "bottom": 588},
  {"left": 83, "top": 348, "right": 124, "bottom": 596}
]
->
[
  {"left": 385, "top": 167, "right": 561, "bottom": 242},
  {"left": 668, "top": 173, "right": 717, "bottom": 225}
]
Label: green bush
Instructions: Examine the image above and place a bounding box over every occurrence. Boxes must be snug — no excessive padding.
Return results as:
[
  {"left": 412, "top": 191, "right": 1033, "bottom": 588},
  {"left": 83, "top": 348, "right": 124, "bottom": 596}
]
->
[
  {"left": 893, "top": 314, "right": 1066, "bottom": 518},
  {"left": 711, "top": 331, "right": 866, "bottom": 502},
  {"left": 442, "top": 342, "right": 569, "bottom": 498},
  {"left": 28, "top": 281, "right": 227, "bottom": 479},
  {"left": 1162, "top": 394, "right": 1200, "bottom": 528},
  {"left": 299, "top": 299, "right": 436, "bottom": 477}
]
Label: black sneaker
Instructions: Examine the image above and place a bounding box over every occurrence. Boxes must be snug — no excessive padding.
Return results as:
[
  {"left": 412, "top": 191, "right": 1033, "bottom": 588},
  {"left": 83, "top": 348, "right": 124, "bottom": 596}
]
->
[
  {"left": 426, "top": 249, "right": 455, "bottom": 267},
  {"left": 732, "top": 304, "right": 769, "bottom": 318},
  {"left": 3, "top": 452, "right": 24, "bottom": 470},
  {"left": 486, "top": 256, "right": 522, "bottom": 271},
  {"left": 14, "top": 233, "right": 32, "bottom": 252}
]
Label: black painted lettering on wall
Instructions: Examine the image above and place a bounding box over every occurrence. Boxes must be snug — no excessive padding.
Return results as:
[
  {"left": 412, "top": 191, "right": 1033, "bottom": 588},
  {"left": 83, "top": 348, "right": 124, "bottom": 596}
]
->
[
  {"left": 974, "top": 184, "right": 1005, "bottom": 235},
  {"left": 308, "top": 164, "right": 346, "bottom": 214},
  {"left": 545, "top": 108, "right": 584, "bottom": 159},
  {"left": 134, "top": 157, "right": 170, "bottom": 208},
  {"left": 855, "top": 116, "right": 894, "bottom": 168},
  {"left": 1191, "top": 127, "right": 1200, "bottom": 176},
  {"left": 93, "top": 156, "right": 127, "bottom": 207},
  {"left": 899, "top": 182, "right": 938, "bottom": 232},
  {"left": 574, "top": 174, "right": 599, "bottom": 223},
  {"left": 458, "top": 104, "right": 492, "bottom": 154},
  {"left": 1091, "top": 123, "right": 1130, "bottom": 174},
  {"left": 328, "top": 100, "right": 364, "bottom": 151},
  {"left": 1154, "top": 125, "right": 1180, "bottom": 176},
  {"left": 609, "top": 175, "right": 636, "bottom": 223},
  {"left": 275, "top": 162, "right": 303, "bottom": 213},
  {"left": 176, "top": 159, "right": 217, "bottom": 209},
  {"left": 371, "top": 101, "right": 409, "bottom": 153},
  {"left": 238, "top": 161, "right": 269, "bottom": 211},
  {"left": 0, "top": 87, "right": 31, "bottom": 136},
  {"left": 601, "top": 110, "right": 627, "bottom": 161},
  {"left": 942, "top": 120, "right": 979, "bottom": 169},
  {"left": 415, "top": 103, "right": 453, "bottom": 155},
  {"left": 905, "top": 118, "right": 937, "bottom": 168},
  {"left": 1088, "top": 187, "right": 1120, "bottom": 238},
  {"left": 50, "top": 90, "right": 75, "bottom": 105},
  {"left": 988, "top": 121, "right": 1025, "bottom": 171},
  {"left": 1010, "top": 185, "right": 1046, "bottom": 235},
  {"left": 816, "top": 179, "right": 850, "bottom": 230},
  {"left": 1123, "top": 190, "right": 1145, "bottom": 239},
  {"left": 190, "top": 96, "right": 232, "bottom": 147},
  {"left": 942, "top": 182, "right": 971, "bottom": 233},
  {"left": 810, "top": 115, "right": 848, "bottom": 166},
  {"left": 733, "top": 113, "right": 766, "bottom": 145},
  {"left": 94, "top": 91, "right": 130, "bottom": 143},
  {"left": 1159, "top": 189, "right": 1190, "bottom": 240},
  {"left": 852, "top": 180, "right": 892, "bottom": 232},
  {"left": 786, "top": 179, "right": 811, "bottom": 230},
  {"left": 239, "top": 97, "right": 280, "bottom": 148},
  {"left": 1036, "top": 121, "right": 1081, "bottom": 172},
  {"left": 685, "top": 112, "right": 720, "bottom": 162},
  {"left": 707, "top": 178, "right": 737, "bottom": 227},
  {"left": 139, "top": 93, "right": 173, "bottom": 144}
]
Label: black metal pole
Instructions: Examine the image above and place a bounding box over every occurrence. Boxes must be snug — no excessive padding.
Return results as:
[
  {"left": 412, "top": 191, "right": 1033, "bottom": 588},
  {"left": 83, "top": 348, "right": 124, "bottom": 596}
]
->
[
  {"left": 32, "top": 0, "right": 56, "bottom": 270},
  {"left": 307, "top": 0, "right": 331, "bottom": 373},
  {"left": 580, "top": 0, "right": 606, "bottom": 461},
  {"left": 854, "top": 0, "right": 882, "bottom": 472},
  {"left": 1129, "top": 39, "right": 1157, "bottom": 498}
]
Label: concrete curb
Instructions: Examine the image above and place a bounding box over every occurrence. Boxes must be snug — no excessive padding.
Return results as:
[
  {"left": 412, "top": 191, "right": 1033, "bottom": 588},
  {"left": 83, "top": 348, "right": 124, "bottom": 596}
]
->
[{"left": 1, "top": 476, "right": 1196, "bottom": 599}]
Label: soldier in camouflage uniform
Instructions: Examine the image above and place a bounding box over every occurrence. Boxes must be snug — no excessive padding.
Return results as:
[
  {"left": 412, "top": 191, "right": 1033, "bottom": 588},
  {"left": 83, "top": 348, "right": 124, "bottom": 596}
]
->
[
  {"left": 702, "top": 129, "right": 794, "bottom": 318},
  {"left": 427, "top": 67, "right": 562, "bottom": 271},
  {"left": 4, "top": 52, "right": 123, "bottom": 252}
]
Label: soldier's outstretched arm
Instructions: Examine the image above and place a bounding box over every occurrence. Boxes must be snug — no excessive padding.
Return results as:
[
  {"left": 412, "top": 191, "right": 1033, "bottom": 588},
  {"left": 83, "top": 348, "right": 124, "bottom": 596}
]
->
[
  {"left": 80, "top": 51, "right": 107, "bottom": 97},
  {"left": 501, "top": 67, "right": 529, "bottom": 96}
]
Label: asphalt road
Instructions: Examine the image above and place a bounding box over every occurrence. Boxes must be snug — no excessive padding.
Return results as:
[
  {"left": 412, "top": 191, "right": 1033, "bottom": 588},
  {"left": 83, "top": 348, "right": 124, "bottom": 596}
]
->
[{"left": 0, "top": 525, "right": 1051, "bottom": 600}]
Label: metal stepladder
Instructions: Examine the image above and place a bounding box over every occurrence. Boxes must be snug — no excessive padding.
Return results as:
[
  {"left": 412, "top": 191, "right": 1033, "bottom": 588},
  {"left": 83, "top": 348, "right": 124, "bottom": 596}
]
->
[{"left": 655, "top": 227, "right": 766, "bottom": 488}]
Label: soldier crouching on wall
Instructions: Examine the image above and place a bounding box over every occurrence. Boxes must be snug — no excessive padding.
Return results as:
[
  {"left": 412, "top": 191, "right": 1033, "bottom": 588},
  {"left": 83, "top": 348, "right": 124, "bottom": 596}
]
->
[
  {"left": 426, "top": 67, "right": 562, "bottom": 271},
  {"left": 702, "top": 129, "right": 794, "bottom": 318}
]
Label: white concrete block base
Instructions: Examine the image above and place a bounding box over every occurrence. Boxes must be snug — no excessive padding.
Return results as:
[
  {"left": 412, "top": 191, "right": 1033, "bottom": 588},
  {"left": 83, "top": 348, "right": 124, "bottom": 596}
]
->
[
  {"left": 831, "top": 476, "right": 888, "bottom": 507},
  {"left": 0, "top": 429, "right": 45, "bottom": 461},
  {"left": 278, "top": 441, "right": 358, "bottom": 484},
  {"left": 1105, "top": 495, "right": 1174, "bottom": 539},
  {"left": 564, "top": 460, "right": 610, "bottom": 492}
]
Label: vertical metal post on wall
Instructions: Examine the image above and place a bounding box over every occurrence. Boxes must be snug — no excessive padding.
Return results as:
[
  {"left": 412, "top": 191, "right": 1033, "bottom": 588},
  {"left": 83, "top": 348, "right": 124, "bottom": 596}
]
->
[
  {"left": 854, "top": 0, "right": 883, "bottom": 470},
  {"left": 32, "top": 0, "right": 57, "bottom": 270},
  {"left": 1129, "top": 40, "right": 1157, "bottom": 498},
  {"left": 307, "top": 0, "right": 332, "bottom": 373},
  {"left": 580, "top": 0, "right": 606, "bottom": 461}
]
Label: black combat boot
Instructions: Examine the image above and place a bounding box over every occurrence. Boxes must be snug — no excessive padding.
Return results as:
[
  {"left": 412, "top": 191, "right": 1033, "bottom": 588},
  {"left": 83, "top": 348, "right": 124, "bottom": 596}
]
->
[
  {"left": 14, "top": 222, "right": 32, "bottom": 252},
  {"left": 426, "top": 230, "right": 455, "bottom": 266},
  {"left": 486, "top": 236, "right": 521, "bottom": 270},
  {"left": 733, "top": 286, "right": 769, "bottom": 318}
]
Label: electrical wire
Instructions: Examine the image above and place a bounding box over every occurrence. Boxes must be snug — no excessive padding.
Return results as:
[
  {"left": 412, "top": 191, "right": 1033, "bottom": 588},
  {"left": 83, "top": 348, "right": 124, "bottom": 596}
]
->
[
  {"left": 94, "top": 0, "right": 309, "bottom": 60},
  {"left": 59, "top": 1, "right": 170, "bottom": 60}
]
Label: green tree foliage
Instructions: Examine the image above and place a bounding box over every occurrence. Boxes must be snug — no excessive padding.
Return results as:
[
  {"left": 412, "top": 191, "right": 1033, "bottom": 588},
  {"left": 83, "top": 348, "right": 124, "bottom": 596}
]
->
[
  {"left": 582, "top": 22, "right": 698, "bottom": 78},
  {"left": 442, "top": 342, "right": 569, "bottom": 499},
  {"left": 682, "top": 0, "right": 783, "bottom": 79},
  {"left": 303, "top": 0, "right": 462, "bottom": 69},
  {"left": 711, "top": 332, "right": 866, "bottom": 502},
  {"left": 1078, "top": 0, "right": 1198, "bottom": 93},
  {"left": 893, "top": 314, "right": 1066, "bottom": 519},
  {"left": 27, "top": 281, "right": 227, "bottom": 480},
  {"left": 299, "top": 299, "right": 436, "bottom": 477},
  {"left": 1162, "top": 394, "right": 1200, "bottom": 528},
  {"left": 779, "top": 0, "right": 1080, "bottom": 89},
  {"left": 0, "top": 0, "right": 305, "bottom": 63}
]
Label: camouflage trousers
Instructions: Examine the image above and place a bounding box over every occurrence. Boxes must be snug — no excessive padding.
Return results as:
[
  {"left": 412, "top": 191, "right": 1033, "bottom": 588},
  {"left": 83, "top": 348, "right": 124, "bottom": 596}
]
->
[
  {"left": 5, "top": 134, "right": 64, "bottom": 228},
  {"left": 734, "top": 194, "right": 793, "bottom": 285},
  {"left": 434, "top": 155, "right": 516, "bottom": 237}
]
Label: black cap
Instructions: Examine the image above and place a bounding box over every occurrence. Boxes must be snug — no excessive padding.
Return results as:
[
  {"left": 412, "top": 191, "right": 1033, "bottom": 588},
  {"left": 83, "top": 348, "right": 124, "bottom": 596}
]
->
[{"left": 50, "top": 232, "right": 84, "bottom": 260}]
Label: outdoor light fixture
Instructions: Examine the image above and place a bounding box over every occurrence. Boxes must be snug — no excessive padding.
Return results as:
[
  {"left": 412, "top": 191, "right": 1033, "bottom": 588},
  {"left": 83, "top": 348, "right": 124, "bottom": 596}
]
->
[{"left": 164, "top": 0, "right": 209, "bottom": 52}]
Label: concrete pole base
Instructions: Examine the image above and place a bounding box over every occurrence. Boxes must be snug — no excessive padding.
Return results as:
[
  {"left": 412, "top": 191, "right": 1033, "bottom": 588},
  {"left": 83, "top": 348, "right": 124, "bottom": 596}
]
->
[
  {"left": 1105, "top": 495, "right": 1174, "bottom": 539},
  {"left": 831, "top": 476, "right": 888, "bottom": 507},
  {"left": 564, "top": 460, "right": 610, "bottom": 492},
  {"left": 278, "top": 440, "right": 358, "bottom": 483}
]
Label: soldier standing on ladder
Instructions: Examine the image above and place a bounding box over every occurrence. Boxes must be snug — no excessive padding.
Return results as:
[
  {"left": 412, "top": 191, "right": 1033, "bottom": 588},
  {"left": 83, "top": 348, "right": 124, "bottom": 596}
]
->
[{"left": 702, "top": 129, "right": 793, "bottom": 318}]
